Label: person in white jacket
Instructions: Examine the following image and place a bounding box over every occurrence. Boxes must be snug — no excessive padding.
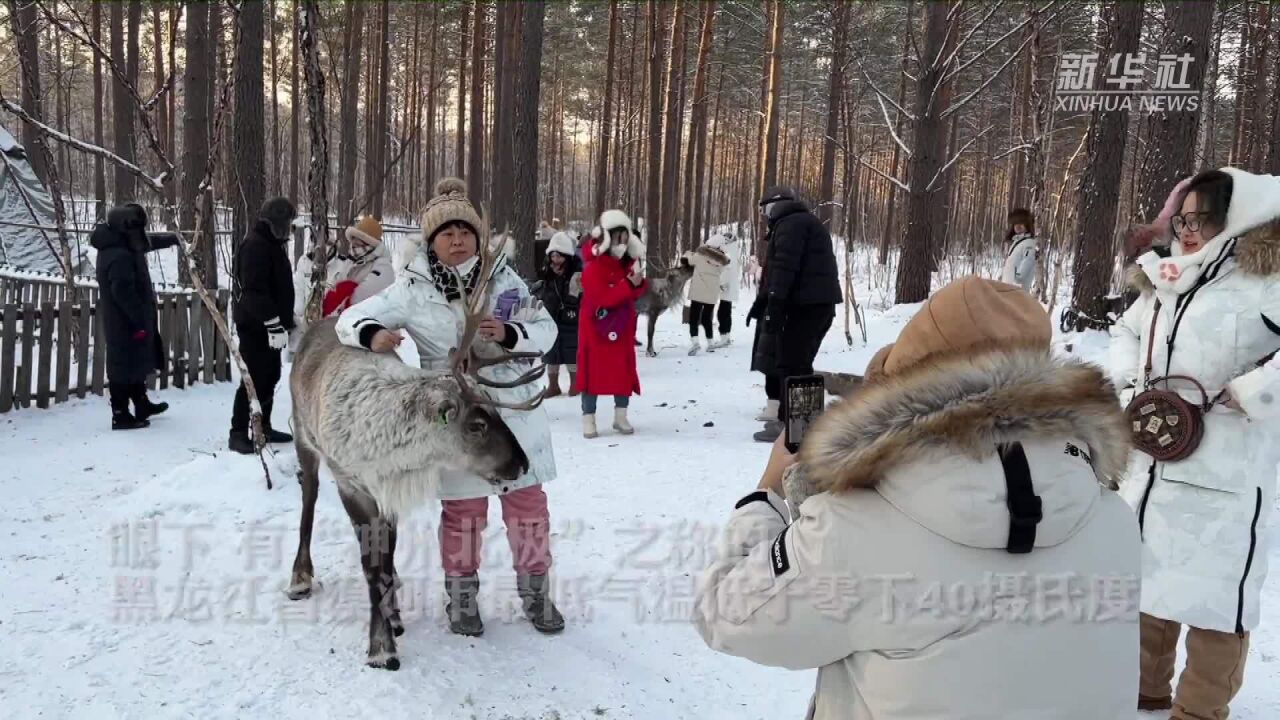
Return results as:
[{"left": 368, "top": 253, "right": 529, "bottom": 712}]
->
[
  {"left": 336, "top": 177, "right": 564, "bottom": 638},
  {"left": 696, "top": 276, "right": 1140, "bottom": 720},
  {"left": 707, "top": 231, "right": 741, "bottom": 349},
  {"left": 1110, "top": 167, "right": 1280, "bottom": 719},
  {"left": 1000, "top": 207, "right": 1038, "bottom": 292}
]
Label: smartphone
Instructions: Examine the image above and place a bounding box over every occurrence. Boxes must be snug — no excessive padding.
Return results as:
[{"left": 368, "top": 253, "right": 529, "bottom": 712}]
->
[{"left": 783, "top": 374, "right": 826, "bottom": 453}]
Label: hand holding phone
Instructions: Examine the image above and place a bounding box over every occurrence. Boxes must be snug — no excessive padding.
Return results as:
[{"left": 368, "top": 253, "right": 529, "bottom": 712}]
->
[{"left": 783, "top": 374, "right": 826, "bottom": 453}]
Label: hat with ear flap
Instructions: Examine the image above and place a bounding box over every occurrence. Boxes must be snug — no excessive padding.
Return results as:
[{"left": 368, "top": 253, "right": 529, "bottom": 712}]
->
[{"left": 592, "top": 209, "right": 634, "bottom": 257}]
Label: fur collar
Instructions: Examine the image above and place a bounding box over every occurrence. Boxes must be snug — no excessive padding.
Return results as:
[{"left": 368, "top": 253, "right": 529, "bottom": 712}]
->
[
  {"left": 797, "top": 345, "right": 1130, "bottom": 495},
  {"left": 1127, "top": 222, "right": 1280, "bottom": 294},
  {"left": 695, "top": 244, "right": 730, "bottom": 265}
]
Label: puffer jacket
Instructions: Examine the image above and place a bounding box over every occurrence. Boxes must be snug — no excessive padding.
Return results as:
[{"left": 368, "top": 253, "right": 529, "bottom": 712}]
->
[
  {"left": 233, "top": 220, "right": 295, "bottom": 334},
  {"left": 1001, "top": 233, "right": 1038, "bottom": 291},
  {"left": 764, "top": 200, "right": 843, "bottom": 308},
  {"left": 696, "top": 346, "right": 1140, "bottom": 719},
  {"left": 91, "top": 223, "right": 177, "bottom": 383},
  {"left": 684, "top": 244, "right": 730, "bottom": 305},
  {"left": 1110, "top": 167, "right": 1280, "bottom": 634},
  {"left": 335, "top": 235, "right": 557, "bottom": 501},
  {"left": 710, "top": 234, "right": 742, "bottom": 304}
]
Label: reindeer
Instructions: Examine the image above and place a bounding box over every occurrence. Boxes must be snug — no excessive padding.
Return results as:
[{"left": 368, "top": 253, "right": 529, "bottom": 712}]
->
[
  {"left": 285, "top": 231, "right": 545, "bottom": 670},
  {"left": 634, "top": 259, "right": 695, "bottom": 357}
]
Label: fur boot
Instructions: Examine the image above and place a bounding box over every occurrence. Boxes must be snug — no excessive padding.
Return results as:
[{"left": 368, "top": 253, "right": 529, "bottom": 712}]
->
[
  {"left": 756, "top": 399, "right": 780, "bottom": 422},
  {"left": 613, "top": 407, "right": 634, "bottom": 435},
  {"left": 688, "top": 338, "right": 702, "bottom": 356},
  {"left": 568, "top": 371, "right": 580, "bottom": 397},
  {"left": 545, "top": 366, "right": 563, "bottom": 398},
  {"left": 517, "top": 574, "right": 565, "bottom": 634},
  {"left": 583, "top": 414, "right": 598, "bottom": 439},
  {"left": 445, "top": 574, "right": 484, "bottom": 637}
]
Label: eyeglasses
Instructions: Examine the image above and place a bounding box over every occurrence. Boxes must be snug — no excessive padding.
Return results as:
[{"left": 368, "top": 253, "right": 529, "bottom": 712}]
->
[{"left": 1171, "top": 211, "right": 1211, "bottom": 234}]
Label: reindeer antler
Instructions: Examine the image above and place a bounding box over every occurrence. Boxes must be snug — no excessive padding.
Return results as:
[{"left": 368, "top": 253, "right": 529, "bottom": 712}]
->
[{"left": 449, "top": 221, "right": 548, "bottom": 412}]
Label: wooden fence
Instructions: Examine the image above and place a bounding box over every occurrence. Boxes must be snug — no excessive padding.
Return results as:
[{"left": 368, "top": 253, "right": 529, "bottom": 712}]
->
[{"left": 0, "top": 270, "right": 233, "bottom": 414}]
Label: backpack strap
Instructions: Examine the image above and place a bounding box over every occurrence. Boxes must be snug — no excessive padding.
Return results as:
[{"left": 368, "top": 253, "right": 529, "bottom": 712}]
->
[{"left": 998, "top": 442, "right": 1041, "bottom": 554}]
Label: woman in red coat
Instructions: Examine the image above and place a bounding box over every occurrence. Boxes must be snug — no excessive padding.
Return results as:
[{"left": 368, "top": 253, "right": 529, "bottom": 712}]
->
[{"left": 576, "top": 209, "right": 648, "bottom": 439}]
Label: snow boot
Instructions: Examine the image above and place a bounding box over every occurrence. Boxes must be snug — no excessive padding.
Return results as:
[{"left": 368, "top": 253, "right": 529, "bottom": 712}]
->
[
  {"left": 583, "top": 415, "right": 598, "bottom": 439},
  {"left": 517, "top": 574, "right": 565, "bottom": 634},
  {"left": 444, "top": 574, "right": 484, "bottom": 637},
  {"left": 130, "top": 384, "right": 169, "bottom": 421},
  {"left": 709, "top": 334, "right": 731, "bottom": 350},
  {"left": 756, "top": 399, "right": 781, "bottom": 422},
  {"left": 612, "top": 407, "right": 634, "bottom": 435},
  {"left": 568, "top": 371, "right": 581, "bottom": 397},
  {"left": 112, "top": 410, "right": 150, "bottom": 431},
  {"left": 228, "top": 430, "right": 256, "bottom": 455},
  {"left": 265, "top": 428, "right": 294, "bottom": 444},
  {"left": 1137, "top": 696, "right": 1172, "bottom": 711},
  {"left": 545, "top": 369, "right": 563, "bottom": 399},
  {"left": 688, "top": 338, "right": 702, "bottom": 356},
  {"left": 753, "top": 420, "right": 782, "bottom": 443}
]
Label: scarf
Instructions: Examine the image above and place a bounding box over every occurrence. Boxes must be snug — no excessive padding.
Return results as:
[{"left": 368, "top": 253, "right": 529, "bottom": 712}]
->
[
  {"left": 1137, "top": 232, "right": 1234, "bottom": 295},
  {"left": 427, "top": 250, "right": 482, "bottom": 302}
]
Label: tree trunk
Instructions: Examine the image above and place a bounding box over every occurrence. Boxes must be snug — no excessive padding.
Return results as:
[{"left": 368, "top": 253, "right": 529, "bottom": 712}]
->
[
  {"left": 659, "top": 0, "right": 686, "bottom": 255},
  {"left": 878, "top": 38, "right": 909, "bottom": 265},
  {"left": 9, "top": 1, "right": 47, "bottom": 188},
  {"left": 644, "top": 0, "right": 668, "bottom": 270},
  {"left": 818, "top": 0, "right": 850, "bottom": 226},
  {"left": 702, "top": 61, "right": 726, "bottom": 238},
  {"left": 1247, "top": 3, "right": 1272, "bottom": 171},
  {"left": 370, "top": 0, "right": 391, "bottom": 218},
  {"left": 109, "top": 1, "right": 134, "bottom": 200},
  {"left": 493, "top": 2, "right": 520, "bottom": 231},
  {"left": 593, "top": 0, "right": 620, "bottom": 218},
  {"left": 757, "top": 0, "right": 784, "bottom": 258},
  {"left": 1135, "top": 0, "right": 1213, "bottom": 224},
  {"left": 513, "top": 1, "right": 545, "bottom": 278},
  {"left": 233, "top": 0, "right": 266, "bottom": 248},
  {"left": 423, "top": 3, "right": 441, "bottom": 198},
  {"left": 334, "top": 0, "right": 365, "bottom": 223},
  {"left": 894, "top": 0, "right": 951, "bottom": 304},
  {"left": 89, "top": 2, "right": 106, "bottom": 218},
  {"left": 1271, "top": 12, "right": 1280, "bottom": 173},
  {"left": 455, "top": 3, "right": 469, "bottom": 178},
  {"left": 1070, "top": 0, "right": 1143, "bottom": 315},
  {"left": 685, "top": 1, "right": 716, "bottom": 248},
  {"left": 301, "top": 0, "right": 331, "bottom": 321},
  {"left": 180, "top": 0, "right": 214, "bottom": 286},
  {"left": 467, "top": 0, "right": 486, "bottom": 198},
  {"left": 268, "top": 0, "right": 280, "bottom": 197}
]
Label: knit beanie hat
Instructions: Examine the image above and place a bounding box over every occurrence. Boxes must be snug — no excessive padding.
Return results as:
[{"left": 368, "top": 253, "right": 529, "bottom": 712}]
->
[
  {"left": 420, "top": 177, "right": 483, "bottom": 243},
  {"left": 345, "top": 216, "right": 383, "bottom": 247},
  {"left": 259, "top": 197, "right": 297, "bottom": 240},
  {"left": 872, "top": 276, "right": 1051, "bottom": 377},
  {"left": 547, "top": 231, "right": 576, "bottom": 257}
]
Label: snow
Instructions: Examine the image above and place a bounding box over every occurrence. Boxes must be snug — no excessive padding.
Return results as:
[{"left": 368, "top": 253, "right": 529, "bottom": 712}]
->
[{"left": 3, "top": 272, "right": 1280, "bottom": 719}]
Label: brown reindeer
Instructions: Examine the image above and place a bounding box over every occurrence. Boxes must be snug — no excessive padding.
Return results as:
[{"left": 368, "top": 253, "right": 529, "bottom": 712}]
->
[{"left": 285, "top": 231, "right": 545, "bottom": 670}]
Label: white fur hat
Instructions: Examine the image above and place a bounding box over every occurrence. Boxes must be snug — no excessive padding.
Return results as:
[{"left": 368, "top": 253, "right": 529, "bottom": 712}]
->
[
  {"left": 591, "top": 209, "right": 636, "bottom": 258},
  {"left": 547, "top": 231, "right": 576, "bottom": 257}
]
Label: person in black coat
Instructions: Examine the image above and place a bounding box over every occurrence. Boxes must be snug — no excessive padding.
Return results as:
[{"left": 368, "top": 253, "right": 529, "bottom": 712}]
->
[
  {"left": 747, "top": 186, "right": 843, "bottom": 442},
  {"left": 531, "top": 231, "right": 583, "bottom": 397},
  {"left": 228, "top": 197, "right": 297, "bottom": 454},
  {"left": 92, "top": 203, "right": 179, "bottom": 430}
]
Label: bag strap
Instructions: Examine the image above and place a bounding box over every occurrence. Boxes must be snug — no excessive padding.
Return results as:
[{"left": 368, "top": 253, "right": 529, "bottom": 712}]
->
[
  {"left": 998, "top": 442, "right": 1041, "bottom": 554},
  {"left": 1142, "top": 299, "right": 1162, "bottom": 386}
]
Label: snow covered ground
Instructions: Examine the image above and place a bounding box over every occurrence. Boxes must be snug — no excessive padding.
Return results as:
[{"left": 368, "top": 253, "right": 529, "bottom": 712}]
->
[{"left": 3, "top": 281, "right": 1280, "bottom": 719}]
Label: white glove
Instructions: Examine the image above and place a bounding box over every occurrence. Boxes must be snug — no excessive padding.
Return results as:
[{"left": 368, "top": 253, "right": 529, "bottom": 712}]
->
[
  {"left": 511, "top": 298, "right": 545, "bottom": 323},
  {"left": 264, "top": 317, "right": 289, "bottom": 351}
]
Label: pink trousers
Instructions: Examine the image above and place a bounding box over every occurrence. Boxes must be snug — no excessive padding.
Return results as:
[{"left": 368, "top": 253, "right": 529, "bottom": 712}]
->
[{"left": 439, "top": 484, "right": 551, "bottom": 577}]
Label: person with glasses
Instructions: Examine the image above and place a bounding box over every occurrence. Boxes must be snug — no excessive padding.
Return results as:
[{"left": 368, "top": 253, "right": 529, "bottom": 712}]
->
[{"left": 1110, "top": 168, "right": 1280, "bottom": 719}]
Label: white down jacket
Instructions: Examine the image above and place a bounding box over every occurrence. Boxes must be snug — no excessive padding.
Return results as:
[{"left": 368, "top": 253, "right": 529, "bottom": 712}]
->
[
  {"left": 696, "top": 347, "right": 1140, "bottom": 719},
  {"left": 335, "top": 236, "right": 557, "bottom": 501},
  {"left": 1001, "top": 233, "right": 1038, "bottom": 292},
  {"left": 708, "top": 233, "right": 742, "bottom": 304},
  {"left": 1110, "top": 168, "right": 1280, "bottom": 634}
]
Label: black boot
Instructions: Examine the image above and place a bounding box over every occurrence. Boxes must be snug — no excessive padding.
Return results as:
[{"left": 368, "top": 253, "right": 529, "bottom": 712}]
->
[
  {"left": 517, "top": 574, "right": 565, "bottom": 634},
  {"left": 110, "top": 383, "right": 149, "bottom": 430},
  {"left": 264, "top": 427, "right": 293, "bottom": 444},
  {"left": 228, "top": 430, "right": 255, "bottom": 455},
  {"left": 130, "top": 383, "right": 168, "bottom": 421},
  {"left": 444, "top": 574, "right": 484, "bottom": 637}
]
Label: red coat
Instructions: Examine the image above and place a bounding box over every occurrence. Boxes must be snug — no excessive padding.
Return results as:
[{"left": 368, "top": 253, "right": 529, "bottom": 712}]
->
[{"left": 575, "top": 251, "right": 648, "bottom": 397}]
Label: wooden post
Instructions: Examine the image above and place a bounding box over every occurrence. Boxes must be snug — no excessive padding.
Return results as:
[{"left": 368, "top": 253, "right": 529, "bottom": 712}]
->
[
  {"left": 91, "top": 301, "right": 106, "bottom": 396},
  {"left": 201, "top": 302, "right": 216, "bottom": 384},
  {"left": 187, "top": 297, "right": 202, "bottom": 386},
  {"left": 55, "top": 300, "right": 72, "bottom": 403},
  {"left": 215, "top": 289, "right": 231, "bottom": 380},
  {"left": 173, "top": 294, "right": 188, "bottom": 389},
  {"left": 0, "top": 304, "right": 16, "bottom": 412},
  {"left": 75, "top": 301, "right": 90, "bottom": 398},
  {"left": 36, "top": 302, "right": 55, "bottom": 408},
  {"left": 156, "top": 295, "right": 171, "bottom": 390}
]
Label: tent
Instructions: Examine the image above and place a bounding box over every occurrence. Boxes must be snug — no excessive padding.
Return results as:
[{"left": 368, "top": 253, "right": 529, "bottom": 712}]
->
[{"left": 0, "top": 123, "right": 89, "bottom": 274}]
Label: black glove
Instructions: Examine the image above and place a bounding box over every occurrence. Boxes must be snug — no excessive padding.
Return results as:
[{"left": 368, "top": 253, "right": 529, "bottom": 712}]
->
[
  {"left": 746, "top": 297, "right": 766, "bottom": 327},
  {"left": 764, "top": 299, "right": 785, "bottom": 334}
]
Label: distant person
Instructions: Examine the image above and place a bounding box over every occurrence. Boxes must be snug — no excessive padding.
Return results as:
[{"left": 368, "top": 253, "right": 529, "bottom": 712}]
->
[
  {"left": 320, "top": 216, "right": 394, "bottom": 316},
  {"left": 1000, "top": 208, "right": 1038, "bottom": 292},
  {"left": 748, "top": 186, "right": 843, "bottom": 442},
  {"left": 682, "top": 240, "right": 731, "bottom": 356},
  {"left": 229, "top": 197, "right": 298, "bottom": 454},
  {"left": 91, "top": 203, "right": 178, "bottom": 430},
  {"left": 707, "top": 231, "right": 741, "bottom": 349},
  {"left": 534, "top": 231, "right": 584, "bottom": 397}
]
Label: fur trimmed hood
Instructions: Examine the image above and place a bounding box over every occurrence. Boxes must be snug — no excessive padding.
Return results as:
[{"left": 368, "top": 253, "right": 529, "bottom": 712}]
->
[
  {"left": 797, "top": 345, "right": 1130, "bottom": 498},
  {"left": 1127, "top": 221, "right": 1280, "bottom": 294}
]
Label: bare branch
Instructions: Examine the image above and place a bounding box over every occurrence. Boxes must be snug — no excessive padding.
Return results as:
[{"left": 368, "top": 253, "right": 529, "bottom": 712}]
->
[
  {"left": 874, "top": 91, "right": 914, "bottom": 160},
  {"left": 857, "top": 61, "right": 916, "bottom": 123},
  {"left": 857, "top": 156, "right": 910, "bottom": 194},
  {"left": 943, "top": 0, "right": 1059, "bottom": 86},
  {"left": 927, "top": 124, "right": 995, "bottom": 192},
  {"left": 0, "top": 90, "right": 168, "bottom": 192},
  {"left": 940, "top": 0, "right": 1006, "bottom": 74},
  {"left": 942, "top": 7, "right": 1064, "bottom": 120}
]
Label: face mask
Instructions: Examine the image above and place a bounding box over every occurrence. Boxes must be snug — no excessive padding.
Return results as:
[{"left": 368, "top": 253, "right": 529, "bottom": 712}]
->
[{"left": 454, "top": 255, "right": 480, "bottom": 276}]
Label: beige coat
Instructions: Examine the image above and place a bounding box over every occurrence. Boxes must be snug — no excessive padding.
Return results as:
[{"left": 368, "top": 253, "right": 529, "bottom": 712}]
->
[
  {"left": 695, "top": 346, "right": 1141, "bottom": 719},
  {"left": 684, "top": 244, "right": 730, "bottom": 305}
]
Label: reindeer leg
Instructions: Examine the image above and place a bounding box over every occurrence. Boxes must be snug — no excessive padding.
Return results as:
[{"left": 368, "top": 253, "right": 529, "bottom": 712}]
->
[
  {"left": 646, "top": 312, "right": 658, "bottom": 358},
  {"left": 386, "top": 523, "right": 404, "bottom": 637},
  {"left": 337, "top": 484, "right": 399, "bottom": 670},
  {"left": 286, "top": 438, "right": 321, "bottom": 600}
]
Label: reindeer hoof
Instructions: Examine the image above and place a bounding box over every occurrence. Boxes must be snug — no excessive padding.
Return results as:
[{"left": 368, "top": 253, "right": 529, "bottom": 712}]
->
[
  {"left": 646, "top": 350, "right": 657, "bottom": 358},
  {"left": 389, "top": 614, "right": 405, "bottom": 637},
  {"left": 367, "top": 652, "right": 400, "bottom": 671},
  {"left": 286, "top": 582, "right": 313, "bottom": 600}
]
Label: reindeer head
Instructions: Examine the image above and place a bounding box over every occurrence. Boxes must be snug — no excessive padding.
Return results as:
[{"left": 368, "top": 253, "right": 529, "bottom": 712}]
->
[{"left": 410, "top": 378, "right": 530, "bottom": 483}]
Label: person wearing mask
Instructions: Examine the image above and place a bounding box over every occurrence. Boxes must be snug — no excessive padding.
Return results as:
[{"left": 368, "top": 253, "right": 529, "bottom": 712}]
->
[
  {"left": 1111, "top": 168, "right": 1280, "bottom": 719},
  {"left": 229, "top": 197, "right": 298, "bottom": 454},
  {"left": 683, "top": 240, "right": 731, "bottom": 356},
  {"left": 697, "top": 276, "right": 1140, "bottom": 719},
  {"left": 707, "top": 231, "right": 741, "bottom": 350},
  {"left": 91, "top": 203, "right": 178, "bottom": 430},
  {"left": 748, "top": 186, "right": 843, "bottom": 442}
]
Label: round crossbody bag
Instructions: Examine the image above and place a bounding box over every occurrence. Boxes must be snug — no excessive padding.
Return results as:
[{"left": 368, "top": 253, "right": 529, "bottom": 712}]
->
[{"left": 1124, "top": 299, "right": 1220, "bottom": 462}]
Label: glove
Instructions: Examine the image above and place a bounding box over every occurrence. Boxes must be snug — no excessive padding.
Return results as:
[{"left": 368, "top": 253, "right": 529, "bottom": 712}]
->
[
  {"left": 264, "top": 317, "right": 289, "bottom": 351},
  {"left": 132, "top": 329, "right": 148, "bottom": 342},
  {"left": 746, "top": 297, "right": 766, "bottom": 327},
  {"left": 764, "top": 299, "right": 785, "bottom": 334}
]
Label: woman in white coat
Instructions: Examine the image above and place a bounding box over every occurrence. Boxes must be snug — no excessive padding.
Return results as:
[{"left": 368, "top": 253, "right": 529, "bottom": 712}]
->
[
  {"left": 682, "top": 242, "right": 731, "bottom": 355},
  {"left": 337, "top": 178, "right": 564, "bottom": 638},
  {"left": 707, "top": 232, "right": 741, "bottom": 349},
  {"left": 1000, "top": 207, "right": 1038, "bottom": 292},
  {"left": 1110, "top": 167, "right": 1280, "bottom": 719}
]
